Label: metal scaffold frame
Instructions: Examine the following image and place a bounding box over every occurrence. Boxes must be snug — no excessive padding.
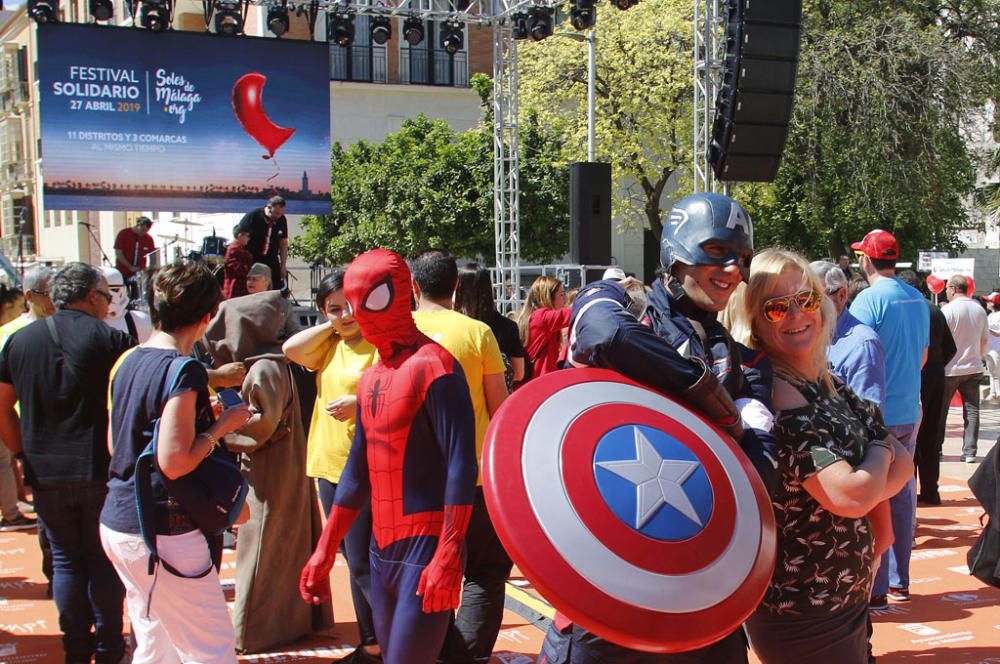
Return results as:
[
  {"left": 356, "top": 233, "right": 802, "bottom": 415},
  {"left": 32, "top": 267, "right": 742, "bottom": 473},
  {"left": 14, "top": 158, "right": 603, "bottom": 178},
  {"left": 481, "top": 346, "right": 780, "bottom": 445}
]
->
[
  {"left": 492, "top": 16, "right": 520, "bottom": 314},
  {"left": 693, "top": 0, "right": 723, "bottom": 193}
]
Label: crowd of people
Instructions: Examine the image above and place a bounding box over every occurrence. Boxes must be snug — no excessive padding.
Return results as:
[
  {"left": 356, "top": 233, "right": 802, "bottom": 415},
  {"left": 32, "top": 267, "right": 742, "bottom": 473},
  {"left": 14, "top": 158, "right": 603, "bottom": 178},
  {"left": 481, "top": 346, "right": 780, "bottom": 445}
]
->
[{"left": 0, "top": 192, "right": 993, "bottom": 664}]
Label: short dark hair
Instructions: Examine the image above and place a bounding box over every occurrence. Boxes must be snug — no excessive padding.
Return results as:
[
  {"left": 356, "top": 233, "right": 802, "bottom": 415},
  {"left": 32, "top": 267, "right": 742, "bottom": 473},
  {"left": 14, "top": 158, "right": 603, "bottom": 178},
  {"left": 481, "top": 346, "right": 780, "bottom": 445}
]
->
[
  {"left": 316, "top": 269, "right": 346, "bottom": 310},
  {"left": 233, "top": 222, "right": 250, "bottom": 237},
  {"left": 51, "top": 262, "right": 103, "bottom": 308},
  {"left": 870, "top": 257, "right": 896, "bottom": 271},
  {"left": 847, "top": 276, "right": 870, "bottom": 304},
  {"left": 148, "top": 261, "right": 221, "bottom": 332},
  {"left": 136, "top": 216, "right": 153, "bottom": 229},
  {"left": 897, "top": 270, "right": 918, "bottom": 288},
  {"left": 267, "top": 195, "right": 286, "bottom": 208},
  {"left": 454, "top": 263, "right": 495, "bottom": 322},
  {"left": 410, "top": 249, "right": 458, "bottom": 301}
]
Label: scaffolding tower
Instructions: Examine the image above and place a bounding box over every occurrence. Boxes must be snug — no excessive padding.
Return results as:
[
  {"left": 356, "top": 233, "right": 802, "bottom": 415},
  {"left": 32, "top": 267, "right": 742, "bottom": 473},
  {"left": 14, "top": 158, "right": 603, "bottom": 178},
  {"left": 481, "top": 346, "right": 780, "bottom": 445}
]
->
[{"left": 693, "top": 0, "right": 723, "bottom": 193}]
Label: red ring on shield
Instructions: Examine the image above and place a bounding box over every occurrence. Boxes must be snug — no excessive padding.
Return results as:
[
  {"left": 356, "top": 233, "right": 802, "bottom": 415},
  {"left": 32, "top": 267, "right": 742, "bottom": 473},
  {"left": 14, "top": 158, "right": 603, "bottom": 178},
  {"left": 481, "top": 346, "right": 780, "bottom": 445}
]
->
[{"left": 483, "top": 368, "right": 777, "bottom": 653}]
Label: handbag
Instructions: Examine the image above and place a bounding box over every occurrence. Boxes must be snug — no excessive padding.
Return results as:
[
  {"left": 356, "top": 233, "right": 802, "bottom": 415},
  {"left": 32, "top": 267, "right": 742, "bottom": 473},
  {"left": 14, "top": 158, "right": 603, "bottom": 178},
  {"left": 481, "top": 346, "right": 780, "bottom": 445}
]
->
[
  {"left": 133, "top": 356, "right": 248, "bottom": 579},
  {"left": 968, "top": 442, "right": 1000, "bottom": 588}
]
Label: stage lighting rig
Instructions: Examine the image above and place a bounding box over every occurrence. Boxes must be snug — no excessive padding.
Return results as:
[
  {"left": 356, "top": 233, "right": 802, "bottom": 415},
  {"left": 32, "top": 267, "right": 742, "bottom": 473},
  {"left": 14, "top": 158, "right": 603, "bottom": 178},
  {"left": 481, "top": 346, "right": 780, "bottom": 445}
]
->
[
  {"left": 28, "top": 0, "right": 58, "bottom": 23},
  {"left": 440, "top": 20, "right": 463, "bottom": 55},
  {"left": 213, "top": 0, "right": 243, "bottom": 35},
  {"left": 90, "top": 0, "right": 114, "bottom": 21},
  {"left": 370, "top": 15, "right": 391, "bottom": 45},
  {"left": 403, "top": 16, "right": 424, "bottom": 45},
  {"left": 328, "top": 12, "right": 354, "bottom": 47},
  {"left": 609, "top": 0, "right": 639, "bottom": 8},
  {"left": 267, "top": 1, "right": 289, "bottom": 36},
  {"left": 139, "top": 0, "right": 171, "bottom": 31},
  {"left": 528, "top": 7, "right": 553, "bottom": 41},
  {"left": 570, "top": 0, "right": 595, "bottom": 30},
  {"left": 511, "top": 12, "right": 529, "bottom": 40}
]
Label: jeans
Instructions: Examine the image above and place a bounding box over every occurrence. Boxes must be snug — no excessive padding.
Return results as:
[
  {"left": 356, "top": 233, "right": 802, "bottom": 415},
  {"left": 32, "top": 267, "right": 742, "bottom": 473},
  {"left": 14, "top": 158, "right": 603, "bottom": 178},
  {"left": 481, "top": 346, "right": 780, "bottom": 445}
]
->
[
  {"left": 440, "top": 487, "right": 514, "bottom": 663},
  {"left": 33, "top": 483, "right": 125, "bottom": 664},
  {"left": 872, "top": 422, "right": 918, "bottom": 597},
  {"left": 942, "top": 373, "right": 982, "bottom": 457},
  {"left": 318, "top": 478, "right": 377, "bottom": 646}
]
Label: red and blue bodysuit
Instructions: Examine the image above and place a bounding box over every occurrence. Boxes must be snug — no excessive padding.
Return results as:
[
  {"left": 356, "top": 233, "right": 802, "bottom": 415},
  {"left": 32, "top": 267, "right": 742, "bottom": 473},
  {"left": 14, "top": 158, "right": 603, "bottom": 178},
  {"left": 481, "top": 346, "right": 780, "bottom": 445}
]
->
[{"left": 300, "top": 249, "right": 477, "bottom": 664}]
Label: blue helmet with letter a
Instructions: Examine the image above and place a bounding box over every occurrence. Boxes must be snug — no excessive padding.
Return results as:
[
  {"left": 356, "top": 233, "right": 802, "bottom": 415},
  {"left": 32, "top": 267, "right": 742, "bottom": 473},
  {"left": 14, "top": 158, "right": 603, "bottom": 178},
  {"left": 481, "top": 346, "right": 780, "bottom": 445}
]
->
[{"left": 660, "top": 193, "right": 754, "bottom": 281}]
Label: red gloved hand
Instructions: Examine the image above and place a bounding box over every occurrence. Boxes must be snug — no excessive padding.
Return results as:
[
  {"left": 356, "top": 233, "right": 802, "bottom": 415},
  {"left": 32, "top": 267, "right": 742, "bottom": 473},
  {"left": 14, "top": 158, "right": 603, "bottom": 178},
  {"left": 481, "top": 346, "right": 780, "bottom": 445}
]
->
[
  {"left": 299, "top": 504, "right": 359, "bottom": 605},
  {"left": 417, "top": 504, "right": 472, "bottom": 614}
]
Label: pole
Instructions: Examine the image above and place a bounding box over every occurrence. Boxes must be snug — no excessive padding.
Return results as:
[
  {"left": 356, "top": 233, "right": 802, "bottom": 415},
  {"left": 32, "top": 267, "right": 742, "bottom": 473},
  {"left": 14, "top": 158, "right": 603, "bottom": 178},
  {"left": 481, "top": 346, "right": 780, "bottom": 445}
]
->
[{"left": 587, "top": 30, "right": 595, "bottom": 162}]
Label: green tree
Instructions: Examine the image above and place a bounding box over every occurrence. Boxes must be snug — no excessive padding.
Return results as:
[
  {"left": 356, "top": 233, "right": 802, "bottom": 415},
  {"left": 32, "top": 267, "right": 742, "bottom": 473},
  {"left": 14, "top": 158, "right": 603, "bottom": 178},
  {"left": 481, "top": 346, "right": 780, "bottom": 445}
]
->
[
  {"left": 518, "top": 0, "right": 694, "bottom": 239},
  {"left": 292, "top": 82, "right": 568, "bottom": 266}
]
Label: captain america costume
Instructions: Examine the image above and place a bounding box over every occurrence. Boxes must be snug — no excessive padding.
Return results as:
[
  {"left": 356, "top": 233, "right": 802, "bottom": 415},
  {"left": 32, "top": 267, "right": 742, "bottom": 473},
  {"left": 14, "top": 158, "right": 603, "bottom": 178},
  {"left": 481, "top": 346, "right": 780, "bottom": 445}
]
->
[{"left": 300, "top": 249, "right": 477, "bottom": 664}]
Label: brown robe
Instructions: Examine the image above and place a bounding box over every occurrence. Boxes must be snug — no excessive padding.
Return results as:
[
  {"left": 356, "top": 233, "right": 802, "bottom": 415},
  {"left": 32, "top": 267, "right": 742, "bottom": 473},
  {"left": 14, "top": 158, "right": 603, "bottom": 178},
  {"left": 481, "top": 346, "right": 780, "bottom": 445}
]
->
[{"left": 204, "top": 291, "right": 330, "bottom": 653}]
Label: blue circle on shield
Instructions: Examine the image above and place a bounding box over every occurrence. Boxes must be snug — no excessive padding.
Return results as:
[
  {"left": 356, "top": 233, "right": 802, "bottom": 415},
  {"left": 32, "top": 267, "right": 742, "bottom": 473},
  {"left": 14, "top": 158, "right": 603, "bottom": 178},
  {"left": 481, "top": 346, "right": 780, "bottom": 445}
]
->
[{"left": 593, "top": 424, "right": 714, "bottom": 541}]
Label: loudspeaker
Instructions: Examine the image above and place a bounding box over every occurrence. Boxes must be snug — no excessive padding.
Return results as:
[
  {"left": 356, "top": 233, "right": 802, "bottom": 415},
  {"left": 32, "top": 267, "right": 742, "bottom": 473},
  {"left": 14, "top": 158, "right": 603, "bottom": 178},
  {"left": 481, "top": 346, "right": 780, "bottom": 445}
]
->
[
  {"left": 569, "top": 162, "right": 612, "bottom": 267},
  {"left": 709, "top": 0, "right": 803, "bottom": 182}
]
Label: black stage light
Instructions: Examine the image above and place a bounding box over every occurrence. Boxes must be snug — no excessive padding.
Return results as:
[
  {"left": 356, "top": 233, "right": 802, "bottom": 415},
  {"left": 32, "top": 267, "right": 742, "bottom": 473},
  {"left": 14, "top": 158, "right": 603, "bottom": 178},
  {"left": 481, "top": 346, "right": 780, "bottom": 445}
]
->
[
  {"left": 89, "top": 0, "right": 113, "bottom": 21},
  {"left": 371, "top": 15, "right": 391, "bottom": 45},
  {"left": 267, "top": 3, "right": 289, "bottom": 36},
  {"left": 440, "top": 20, "right": 463, "bottom": 55},
  {"left": 329, "top": 12, "right": 354, "bottom": 47},
  {"left": 403, "top": 16, "right": 424, "bottom": 46},
  {"left": 511, "top": 12, "right": 529, "bottom": 40},
  {"left": 609, "top": 0, "right": 638, "bottom": 8},
  {"left": 570, "top": 0, "right": 596, "bottom": 30},
  {"left": 213, "top": 0, "right": 243, "bottom": 35},
  {"left": 528, "top": 7, "right": 553, "bottom": 41},
  {"left": 139, "top": 0, "right": 170, "bottom": 31},
  {"left": 28, "top": 0, "right": 58, "bottom": 23}
]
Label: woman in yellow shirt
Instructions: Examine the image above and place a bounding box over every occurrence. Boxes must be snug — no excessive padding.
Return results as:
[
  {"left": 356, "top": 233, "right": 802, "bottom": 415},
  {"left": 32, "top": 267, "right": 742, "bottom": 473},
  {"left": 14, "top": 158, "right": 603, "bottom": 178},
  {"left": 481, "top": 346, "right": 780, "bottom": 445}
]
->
[{"left": 283, "top": 269, "right": 380, "bottom": 663}]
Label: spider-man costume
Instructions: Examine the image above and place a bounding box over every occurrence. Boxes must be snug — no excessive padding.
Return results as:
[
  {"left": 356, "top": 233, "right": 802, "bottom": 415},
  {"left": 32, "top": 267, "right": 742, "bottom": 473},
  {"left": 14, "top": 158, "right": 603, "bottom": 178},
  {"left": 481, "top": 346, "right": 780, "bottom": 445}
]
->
[{"left": 300, "top": 249, "right": 477, "bottom": 664}]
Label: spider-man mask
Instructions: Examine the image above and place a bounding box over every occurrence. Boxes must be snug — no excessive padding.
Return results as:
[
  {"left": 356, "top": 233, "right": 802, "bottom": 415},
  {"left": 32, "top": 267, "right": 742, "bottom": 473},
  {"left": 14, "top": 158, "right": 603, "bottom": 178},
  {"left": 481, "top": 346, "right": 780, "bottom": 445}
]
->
[{"left": 344, "top": 249, "right": 420, "bottom": 359}]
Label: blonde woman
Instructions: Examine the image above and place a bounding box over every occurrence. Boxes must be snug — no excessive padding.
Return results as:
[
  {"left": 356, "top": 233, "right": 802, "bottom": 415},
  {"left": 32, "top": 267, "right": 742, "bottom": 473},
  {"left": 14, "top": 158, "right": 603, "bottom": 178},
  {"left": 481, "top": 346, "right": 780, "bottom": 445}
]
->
[
  {"left": 730, "top": 249, "right": 912, "bottom": 663},
  {"left": 515, "top": 276, "right": 570, "bottom": 378}
]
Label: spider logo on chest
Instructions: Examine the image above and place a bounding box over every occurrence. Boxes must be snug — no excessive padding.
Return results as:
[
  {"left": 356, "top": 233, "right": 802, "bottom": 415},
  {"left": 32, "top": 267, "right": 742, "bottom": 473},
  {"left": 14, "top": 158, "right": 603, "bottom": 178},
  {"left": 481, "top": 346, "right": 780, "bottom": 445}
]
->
[{"left": 367, "top": 378, "right": 388, "bottom": 417}]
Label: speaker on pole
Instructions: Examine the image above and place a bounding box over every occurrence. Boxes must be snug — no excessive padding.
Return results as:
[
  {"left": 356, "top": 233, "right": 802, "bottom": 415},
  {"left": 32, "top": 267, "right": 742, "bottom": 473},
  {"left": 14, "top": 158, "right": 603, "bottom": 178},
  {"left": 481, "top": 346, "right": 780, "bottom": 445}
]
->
[
  {"left": 569, "top": 162, "right": 612, "bottom": 273},
  {"left": 709, "top": 0, "right": 802, "bottom": 182}
]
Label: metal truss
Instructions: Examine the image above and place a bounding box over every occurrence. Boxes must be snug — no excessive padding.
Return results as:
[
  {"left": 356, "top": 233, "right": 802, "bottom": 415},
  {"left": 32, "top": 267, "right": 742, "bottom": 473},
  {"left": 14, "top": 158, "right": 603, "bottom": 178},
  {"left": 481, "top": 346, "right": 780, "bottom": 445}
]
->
[
  {"left": 492, "top": 16, "right": 520, "bottom": 314},
  {"left": 240, "top": 0, "right": 564, "bottom": 25},
  {"left": 693, "top": 0, "right": 723, "bottom": 193}
]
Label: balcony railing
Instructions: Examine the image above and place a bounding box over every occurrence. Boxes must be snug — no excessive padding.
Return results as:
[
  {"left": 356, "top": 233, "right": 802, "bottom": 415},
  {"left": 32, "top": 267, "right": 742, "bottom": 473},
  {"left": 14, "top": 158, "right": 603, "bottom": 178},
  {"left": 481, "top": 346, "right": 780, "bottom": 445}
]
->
[
  {"left": 400, "top": 49, "right": 469, "bottom": 87},
  {"left": 331, "top": 45, "right": 388, "bottom": 83}
]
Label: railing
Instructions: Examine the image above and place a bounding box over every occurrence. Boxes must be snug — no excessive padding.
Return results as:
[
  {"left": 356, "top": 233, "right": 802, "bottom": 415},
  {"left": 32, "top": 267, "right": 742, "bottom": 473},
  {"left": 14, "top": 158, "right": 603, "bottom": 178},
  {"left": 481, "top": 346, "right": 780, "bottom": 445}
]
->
[
  {"left": 330, "top": 44, "right": 388, "bottom": 83},
  {"left": 400, "top": 49, "right": 469, "bottom": 87}
]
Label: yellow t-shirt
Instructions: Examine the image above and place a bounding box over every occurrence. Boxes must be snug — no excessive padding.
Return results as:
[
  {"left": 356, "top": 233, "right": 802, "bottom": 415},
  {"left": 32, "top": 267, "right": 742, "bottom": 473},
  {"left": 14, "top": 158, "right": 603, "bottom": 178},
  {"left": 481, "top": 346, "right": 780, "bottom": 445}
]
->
[
  {"left": 306, "top": 336, "right": 377, "bottom": 484},
  {"left": 413, "top": 309, "right": 506, "bottom": 485},
  {"left": 1, "top": 316, "right": 35, "bottom": 415}
]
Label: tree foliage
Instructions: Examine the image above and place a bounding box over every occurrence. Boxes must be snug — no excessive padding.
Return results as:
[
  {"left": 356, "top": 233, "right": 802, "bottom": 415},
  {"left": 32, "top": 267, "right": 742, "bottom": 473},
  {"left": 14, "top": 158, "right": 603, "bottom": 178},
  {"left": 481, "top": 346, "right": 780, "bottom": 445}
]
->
[{"left": 291, "top": 77, "right": 568, "bottom": 267}]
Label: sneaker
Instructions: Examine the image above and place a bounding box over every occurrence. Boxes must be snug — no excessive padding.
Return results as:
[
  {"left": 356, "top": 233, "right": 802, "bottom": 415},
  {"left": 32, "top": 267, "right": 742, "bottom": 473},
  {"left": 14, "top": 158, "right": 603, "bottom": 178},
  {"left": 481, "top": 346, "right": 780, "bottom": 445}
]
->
[
  {"left": 17, "top": 500, "right": 34, "bottom": 514},
  {"left": 0, "top": 514, "right": 36, "bottom": 531},
  {"left": 869, "top": 594, "right": 889, "bottom": 611},
  {"left": 962, "top": 455, "right": 978, "bottom": 463},
  {"left": 887, "top": 586, "right": 910, "bottom": 602}
]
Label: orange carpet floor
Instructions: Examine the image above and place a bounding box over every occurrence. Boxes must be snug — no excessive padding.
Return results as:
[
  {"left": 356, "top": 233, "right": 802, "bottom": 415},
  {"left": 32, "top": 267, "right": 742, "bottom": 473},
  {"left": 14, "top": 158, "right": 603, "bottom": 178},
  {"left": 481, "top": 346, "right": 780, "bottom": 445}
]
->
[{"left": 1, "top": 476, "right": 998, "bottom": 663}]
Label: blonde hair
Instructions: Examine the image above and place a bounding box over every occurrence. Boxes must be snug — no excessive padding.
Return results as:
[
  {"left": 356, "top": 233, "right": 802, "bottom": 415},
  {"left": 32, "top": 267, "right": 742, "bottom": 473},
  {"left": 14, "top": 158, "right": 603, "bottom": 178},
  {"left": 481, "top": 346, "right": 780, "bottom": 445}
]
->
[
  {"left": 730, "top": 248, "right": 837, "bottom": 389},
  {"left": 516, "top": 275, "right": 563, "bottom": 346}
]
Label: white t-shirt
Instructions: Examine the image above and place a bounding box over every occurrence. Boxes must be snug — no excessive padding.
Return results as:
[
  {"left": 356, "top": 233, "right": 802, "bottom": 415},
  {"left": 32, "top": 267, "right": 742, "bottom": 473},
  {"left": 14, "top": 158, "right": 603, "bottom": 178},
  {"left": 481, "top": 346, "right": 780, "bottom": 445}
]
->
[
  {"left": 943, "top": 297, "right": 989, "bottom": 376},
  {"left": 987, "top": 311, "right": 1000, "bottom": 355}
]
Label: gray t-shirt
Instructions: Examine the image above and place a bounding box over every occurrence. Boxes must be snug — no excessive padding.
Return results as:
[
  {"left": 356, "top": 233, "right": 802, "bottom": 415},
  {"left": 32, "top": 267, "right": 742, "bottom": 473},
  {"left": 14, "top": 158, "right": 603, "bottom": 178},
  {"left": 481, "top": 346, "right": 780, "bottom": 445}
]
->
[{"left": 943, "top": 297, "right": 988, "bottom": 377}]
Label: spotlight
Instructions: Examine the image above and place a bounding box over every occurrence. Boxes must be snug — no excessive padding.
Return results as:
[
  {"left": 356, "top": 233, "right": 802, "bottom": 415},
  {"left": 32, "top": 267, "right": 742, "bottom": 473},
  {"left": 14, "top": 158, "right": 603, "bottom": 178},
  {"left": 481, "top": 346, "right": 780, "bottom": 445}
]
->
[
  {"left": 403, "top": 16, "right": 424, "bottom": 46},
  {"left": 139, "top": 0, "right": 170, "bottom": 31},
  {"left": 213, "top": 0, "right": 243, "bottom": 36},
  {"left": 267, "top": 3, "right": 289, "bottom": 36},
  {"left": 609, "top": 0, "right": 638, "bottom": 8},
  {"left": 89, "top": 0, "right": 114, "bottom": 21},
  {"left": 370, "top": 15, "right": 391, "bottom": 45},
  {"left": 528, "top": 7, "right": 553, "bottom": 41},
  {"left": 440, "top": 20, "right": 463, "bottom": 55},
  {"left": 28, "top": 0, "right": 58, "bottom": 23},
  {"left": 328, "top": 13, "right": 354, "bottom": 47},
  {"left": 511, "top": 12, "right": 529, "bottom": 40},
  {"left": 570, "top": 0, "right": 595, "bottom": 30}
]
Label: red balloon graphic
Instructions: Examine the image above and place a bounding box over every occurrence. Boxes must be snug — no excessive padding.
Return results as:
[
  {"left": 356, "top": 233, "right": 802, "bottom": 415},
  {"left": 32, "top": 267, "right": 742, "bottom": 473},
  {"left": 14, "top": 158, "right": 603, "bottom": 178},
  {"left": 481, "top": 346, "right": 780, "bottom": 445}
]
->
[
  {"left": 926, "top": 275, "right": 945, "bottom": 294},
  {"left": 231, "top": 72, "right": 295, "bottom": 159}
]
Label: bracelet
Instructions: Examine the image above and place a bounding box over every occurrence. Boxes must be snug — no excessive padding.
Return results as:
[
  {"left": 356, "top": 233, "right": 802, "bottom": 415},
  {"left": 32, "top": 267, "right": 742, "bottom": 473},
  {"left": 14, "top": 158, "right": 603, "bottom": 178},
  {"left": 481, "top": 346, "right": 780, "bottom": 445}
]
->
[
  {"left": 198, "top": 431, "right": 219, "bottom": 457},
  {"left": 868, "top": 439, "right": 894, "bottom": 463}
]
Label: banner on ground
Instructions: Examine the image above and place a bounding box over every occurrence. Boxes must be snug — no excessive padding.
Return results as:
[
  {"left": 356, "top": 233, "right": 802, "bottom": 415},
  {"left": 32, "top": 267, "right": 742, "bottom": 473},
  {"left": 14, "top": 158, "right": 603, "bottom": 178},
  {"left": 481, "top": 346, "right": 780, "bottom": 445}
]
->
[{"left": 37, "top": 23, "right": 331, "bottom": 215}]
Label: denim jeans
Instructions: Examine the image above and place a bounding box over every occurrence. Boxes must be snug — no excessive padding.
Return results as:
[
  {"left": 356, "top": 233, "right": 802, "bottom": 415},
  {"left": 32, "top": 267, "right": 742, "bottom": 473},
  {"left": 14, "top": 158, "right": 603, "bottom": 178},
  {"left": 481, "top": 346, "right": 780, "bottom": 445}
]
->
[
  {"left": 872, "top": 422, "right": 919, "bottom": 597},
  {"left": 34, "top": 483, "right": 125, "bottom": 664},
  {"left": 942, "top": 373, "right": 982, "bottom": 457}
]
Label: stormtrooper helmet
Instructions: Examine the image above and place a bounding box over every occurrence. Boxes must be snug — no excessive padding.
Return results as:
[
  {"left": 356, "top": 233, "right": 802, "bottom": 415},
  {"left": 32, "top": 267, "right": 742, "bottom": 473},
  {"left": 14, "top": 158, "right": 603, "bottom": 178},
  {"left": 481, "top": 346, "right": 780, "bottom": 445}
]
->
[{"left": 100, "top": 266, "right": 130, "bottom": 320}]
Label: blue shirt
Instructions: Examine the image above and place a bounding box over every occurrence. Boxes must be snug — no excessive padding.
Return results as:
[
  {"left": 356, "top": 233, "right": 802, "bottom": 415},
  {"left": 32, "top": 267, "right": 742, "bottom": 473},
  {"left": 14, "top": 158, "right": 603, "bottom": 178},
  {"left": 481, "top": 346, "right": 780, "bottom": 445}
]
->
[
  {"left": 849, "top": 277, "right": 929, "bottom": 425},
  {"left": 828, "top": 309, "right": 886, "bottom": 411}
]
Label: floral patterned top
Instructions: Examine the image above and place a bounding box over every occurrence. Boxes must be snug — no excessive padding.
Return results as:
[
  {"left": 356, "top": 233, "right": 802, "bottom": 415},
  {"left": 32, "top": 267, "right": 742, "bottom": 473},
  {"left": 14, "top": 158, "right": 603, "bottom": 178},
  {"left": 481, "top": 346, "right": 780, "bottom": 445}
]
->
[{"left": 763, "top": 371, "right": 890, "bottom": 615}]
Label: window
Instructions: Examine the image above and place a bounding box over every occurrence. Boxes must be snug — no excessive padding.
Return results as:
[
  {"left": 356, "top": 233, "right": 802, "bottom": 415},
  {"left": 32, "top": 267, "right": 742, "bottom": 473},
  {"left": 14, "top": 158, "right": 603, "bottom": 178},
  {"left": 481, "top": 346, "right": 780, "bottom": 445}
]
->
[
  {"left": 400, "top": 19, "right": 468, "bottom": 87},
  {"left": 330, "top": 10, "right": 388, "bottom": 82}
]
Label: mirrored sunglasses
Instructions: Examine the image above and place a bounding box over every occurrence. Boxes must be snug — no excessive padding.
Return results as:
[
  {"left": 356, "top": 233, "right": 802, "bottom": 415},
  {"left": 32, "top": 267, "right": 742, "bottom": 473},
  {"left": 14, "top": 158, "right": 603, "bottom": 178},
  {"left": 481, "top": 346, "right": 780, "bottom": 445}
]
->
[{"left": 762, "top": 289, "right": 822, "bottom": 323}]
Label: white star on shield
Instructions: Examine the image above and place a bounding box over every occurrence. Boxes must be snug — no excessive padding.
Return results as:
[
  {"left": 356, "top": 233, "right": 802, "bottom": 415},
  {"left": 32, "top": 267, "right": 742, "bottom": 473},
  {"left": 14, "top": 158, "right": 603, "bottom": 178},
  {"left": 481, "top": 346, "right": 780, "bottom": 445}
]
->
[{"left": 596, "top": 427, "right": 704, "bottom": 530}]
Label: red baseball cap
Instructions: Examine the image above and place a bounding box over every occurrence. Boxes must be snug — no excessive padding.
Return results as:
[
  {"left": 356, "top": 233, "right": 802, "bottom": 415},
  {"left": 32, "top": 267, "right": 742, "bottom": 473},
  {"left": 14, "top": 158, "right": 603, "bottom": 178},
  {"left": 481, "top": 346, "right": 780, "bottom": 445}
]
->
[
  {"left": 986, "top": 292, "right": 1000, "bottom": 305},
  {"left": 850, "top": 229, "right": 899, "bottom": 260}
]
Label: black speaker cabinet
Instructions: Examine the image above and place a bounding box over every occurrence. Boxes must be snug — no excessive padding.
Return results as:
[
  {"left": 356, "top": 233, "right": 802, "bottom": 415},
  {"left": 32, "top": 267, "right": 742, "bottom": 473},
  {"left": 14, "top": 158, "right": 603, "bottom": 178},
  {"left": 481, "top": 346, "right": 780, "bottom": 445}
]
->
[
  {"left": 710, "top": 0, "right": 803, "bottom": 182},
  {"left": 569, "top": 162, "right": 612, "bottom": 267}
]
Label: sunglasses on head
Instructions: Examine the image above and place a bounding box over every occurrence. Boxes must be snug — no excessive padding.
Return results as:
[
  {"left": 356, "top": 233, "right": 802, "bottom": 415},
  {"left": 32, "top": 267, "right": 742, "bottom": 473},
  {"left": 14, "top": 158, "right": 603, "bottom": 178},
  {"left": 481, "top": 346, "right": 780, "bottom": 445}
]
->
[{"left": 761, "top": 289, "right": 823, "bottom": 322}]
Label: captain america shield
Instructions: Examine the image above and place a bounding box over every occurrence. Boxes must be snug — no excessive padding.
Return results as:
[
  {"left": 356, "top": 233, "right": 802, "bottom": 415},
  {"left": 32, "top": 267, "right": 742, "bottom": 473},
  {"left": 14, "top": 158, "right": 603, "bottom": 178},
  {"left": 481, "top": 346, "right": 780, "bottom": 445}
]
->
[{"left": 482, "top": 368, "right": 776, "bottom": 653}]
